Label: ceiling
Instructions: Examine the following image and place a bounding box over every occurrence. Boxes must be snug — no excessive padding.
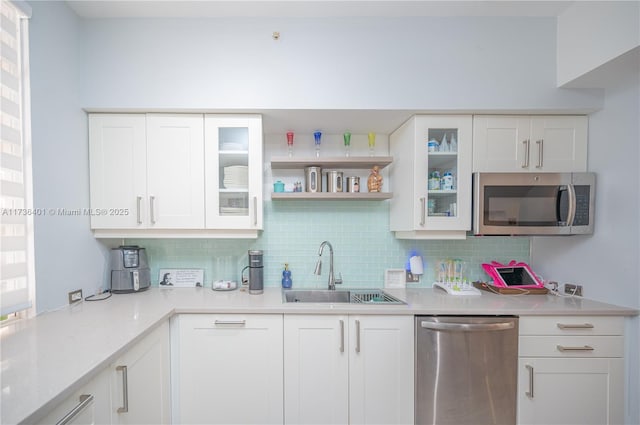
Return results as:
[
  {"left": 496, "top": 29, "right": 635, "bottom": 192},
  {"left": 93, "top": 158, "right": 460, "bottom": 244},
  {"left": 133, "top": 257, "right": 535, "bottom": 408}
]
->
[{"left": 66, "top": 0, "right": 573, "bottom": 19}]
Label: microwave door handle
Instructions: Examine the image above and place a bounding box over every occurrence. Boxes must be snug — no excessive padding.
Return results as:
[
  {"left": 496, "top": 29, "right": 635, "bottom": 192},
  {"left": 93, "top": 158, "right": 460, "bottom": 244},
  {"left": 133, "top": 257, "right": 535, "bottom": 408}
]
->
[{"left": 566, "top": 184, "right": 577, "bottom": 226}]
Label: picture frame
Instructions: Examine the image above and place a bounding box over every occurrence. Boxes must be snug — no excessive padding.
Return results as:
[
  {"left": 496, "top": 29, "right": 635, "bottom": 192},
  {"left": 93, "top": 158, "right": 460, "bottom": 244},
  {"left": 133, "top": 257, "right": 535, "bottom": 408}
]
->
[{"left": 158, "top": 268, "right": 204, "bottom": 288}]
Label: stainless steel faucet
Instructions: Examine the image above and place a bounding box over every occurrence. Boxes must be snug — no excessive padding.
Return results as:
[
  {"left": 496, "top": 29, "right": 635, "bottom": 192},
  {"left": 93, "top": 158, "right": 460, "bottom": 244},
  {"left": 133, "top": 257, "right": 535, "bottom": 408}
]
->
[{"left": 314, "top": 241, "right": 342, "bottom": 290}]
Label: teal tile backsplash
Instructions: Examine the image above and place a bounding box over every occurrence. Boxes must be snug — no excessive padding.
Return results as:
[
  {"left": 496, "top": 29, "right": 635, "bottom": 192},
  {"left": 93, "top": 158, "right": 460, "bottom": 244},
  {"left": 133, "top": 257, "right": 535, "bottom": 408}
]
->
[{"left": 128, "top": 200, "right": 529, "bottom": 289}]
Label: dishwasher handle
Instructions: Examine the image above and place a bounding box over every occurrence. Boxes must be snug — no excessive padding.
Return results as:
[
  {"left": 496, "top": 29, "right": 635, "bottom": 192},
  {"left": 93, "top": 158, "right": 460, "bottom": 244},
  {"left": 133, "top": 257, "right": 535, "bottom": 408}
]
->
[{"left": 420, "top": 321, "right": 515, "bottom": 332}]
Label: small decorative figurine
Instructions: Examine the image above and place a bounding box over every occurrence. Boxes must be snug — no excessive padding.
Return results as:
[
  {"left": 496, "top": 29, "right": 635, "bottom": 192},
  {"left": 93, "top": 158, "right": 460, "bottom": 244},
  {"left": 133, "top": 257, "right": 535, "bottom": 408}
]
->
[{"left": 367, "top": 165, "right": 383, "bottom": 192}]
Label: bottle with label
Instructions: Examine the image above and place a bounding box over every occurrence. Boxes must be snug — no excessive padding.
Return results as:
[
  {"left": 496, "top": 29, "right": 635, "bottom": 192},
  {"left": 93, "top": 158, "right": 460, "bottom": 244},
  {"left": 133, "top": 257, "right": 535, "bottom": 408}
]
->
[
  {"left": 282, "top": 263, "right": 292, "bottom": 289},
  {"left": 441, "top": 171, "right": 454, "bottom": 191},
  {"left": 428, "top": 171, "right": 441, "bottom": 190}
]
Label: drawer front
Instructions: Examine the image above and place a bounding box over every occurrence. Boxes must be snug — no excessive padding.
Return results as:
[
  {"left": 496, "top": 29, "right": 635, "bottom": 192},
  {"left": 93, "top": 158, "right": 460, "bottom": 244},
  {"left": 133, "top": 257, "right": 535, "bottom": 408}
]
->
[
  {"left": 519, "top": 316, "right": 624, "bottom": 336},
  {"left": 178, "top": 313, "right": 283, "bottom": 331},
  {"left": 519, "top": 335, "right": 624, "bottom": 357}
]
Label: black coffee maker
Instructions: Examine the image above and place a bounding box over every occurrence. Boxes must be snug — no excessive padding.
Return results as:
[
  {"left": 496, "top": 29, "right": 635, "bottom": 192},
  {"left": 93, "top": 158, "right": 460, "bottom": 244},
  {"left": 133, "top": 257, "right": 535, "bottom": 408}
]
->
[{"left": 241, "top": 250, "right": 264, "bottom": 294}]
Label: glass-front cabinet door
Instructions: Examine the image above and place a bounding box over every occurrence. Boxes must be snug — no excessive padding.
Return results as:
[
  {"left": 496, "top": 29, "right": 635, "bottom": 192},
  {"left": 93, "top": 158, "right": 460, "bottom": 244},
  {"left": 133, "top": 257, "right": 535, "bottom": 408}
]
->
[
  {"left": 416, "top": 115, "right": 472, "bottom": 231},
  {"left": 390, "top": 115, "right": 472, "bottom": 238},
  {"left": 204, "top": 115, "right": 263, "bottom": 230}
]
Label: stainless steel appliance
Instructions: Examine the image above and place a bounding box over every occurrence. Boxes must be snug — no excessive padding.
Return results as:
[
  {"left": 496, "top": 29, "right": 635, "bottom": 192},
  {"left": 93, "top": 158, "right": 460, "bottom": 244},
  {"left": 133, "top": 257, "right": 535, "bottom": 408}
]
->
[
  {"left": 110, "top": 246, "right": 151, "bottom": 293},
  {"left": 415, "top": 316, "right": 518, "bottom": 425},
  {"left": 241, "top": 250, "right": 264, "bottom": 294},
  {"left": 473, "top": 172, "right": 595, "bottom": 235}
]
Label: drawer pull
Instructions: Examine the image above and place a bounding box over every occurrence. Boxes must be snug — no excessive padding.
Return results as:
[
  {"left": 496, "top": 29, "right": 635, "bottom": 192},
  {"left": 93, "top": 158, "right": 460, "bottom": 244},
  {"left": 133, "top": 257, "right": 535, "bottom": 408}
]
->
[
  {"left": 557, "top": 345, "right": 594, "bottom": 352},
  {"left": 214, "top": 320, "right": 246, "bottom": 326},
  {"left": 56, "top": 394, "right": 94, "bottom": 425},
  {"left": 557, "top": 323, "right": 594, "bottom": 330}
]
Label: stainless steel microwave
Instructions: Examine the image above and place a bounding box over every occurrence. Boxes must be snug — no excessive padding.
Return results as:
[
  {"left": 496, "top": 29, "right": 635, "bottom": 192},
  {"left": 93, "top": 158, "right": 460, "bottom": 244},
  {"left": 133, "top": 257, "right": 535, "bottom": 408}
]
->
[{"left": 473, "top": 172, "right": 595, "bottom": 236}]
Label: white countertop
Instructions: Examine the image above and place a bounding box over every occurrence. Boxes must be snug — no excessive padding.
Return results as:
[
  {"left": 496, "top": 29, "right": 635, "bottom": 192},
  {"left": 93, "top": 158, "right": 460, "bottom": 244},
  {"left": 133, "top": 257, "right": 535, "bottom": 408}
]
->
[{"left": 1, "top": 286, "right": 637, "bottom": 424}]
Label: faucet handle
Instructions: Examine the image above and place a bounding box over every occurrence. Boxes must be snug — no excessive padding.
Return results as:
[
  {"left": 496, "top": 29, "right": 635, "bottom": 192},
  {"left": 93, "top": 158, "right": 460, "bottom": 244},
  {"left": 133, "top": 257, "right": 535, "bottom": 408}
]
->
[{"left": 335, "top": 273, "right": 343, "bottom": 285}]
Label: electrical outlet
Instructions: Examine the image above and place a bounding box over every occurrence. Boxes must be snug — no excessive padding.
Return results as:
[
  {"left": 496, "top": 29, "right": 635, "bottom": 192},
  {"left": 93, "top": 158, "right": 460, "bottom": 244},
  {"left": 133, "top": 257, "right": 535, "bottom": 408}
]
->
[
  {"left": 68, "top": 289, "right": 83, "bottom": 304},
  {"left": 564, "top": 284, "right": 583, "bottom": 297},
  {"left": 406, "top": 270, "right": 420, "bottom": 283}
]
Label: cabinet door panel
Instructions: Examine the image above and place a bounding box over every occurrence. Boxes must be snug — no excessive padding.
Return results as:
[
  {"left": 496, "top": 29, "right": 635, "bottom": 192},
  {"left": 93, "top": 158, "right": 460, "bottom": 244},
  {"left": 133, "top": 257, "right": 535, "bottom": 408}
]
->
[
  {"left": 349, "top": 316, "right": 414, "bottom": 425},
  {"left": 204, "top": 115, "right": 263, "bottom": 230},
  {"left": 89, "top": 114, "right": 146, "bottom": 229},
  {"left": 174, "top": 314, "right": 283, "bottom": 425},
  {"left": 146, "top": 114, "right": 204, "bottom": 228},
  {"left": 284, "top": 315, "right": 349, "bottom": 425},
  {"left": 531, "top": 116, "right": 588, "bottom": 172},
  {"left": 517, "top": 358, "right": 623, "bottom": 425},
  {"left": 472, "top": 116, "right": 530, "bottom": 172},
  {"left": 112, "top": 322, "right": 170, "bottom": 425}
]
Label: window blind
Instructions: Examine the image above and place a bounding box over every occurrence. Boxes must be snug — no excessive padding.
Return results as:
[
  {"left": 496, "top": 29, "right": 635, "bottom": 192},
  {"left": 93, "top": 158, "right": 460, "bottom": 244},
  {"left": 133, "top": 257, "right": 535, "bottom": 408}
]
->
[{"left": 1, "top": 0, "right": 33, "bottom": 317}]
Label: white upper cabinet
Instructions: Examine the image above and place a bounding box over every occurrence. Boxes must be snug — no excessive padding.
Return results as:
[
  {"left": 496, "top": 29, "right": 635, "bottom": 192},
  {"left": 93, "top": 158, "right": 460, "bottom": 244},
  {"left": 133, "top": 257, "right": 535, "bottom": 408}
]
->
[
  {"left": 89, "top": 114, "right": 147, "bottom": 229},
  {"left": 473, "top": 116, "right": 588, "bottom": 172},
  {"left": 204, "top": 115, "right": 263, "bottom": 230},
  {"left": 88, "top": 113, "right": 263, "bottom": 238},
  {"left": 390, "top": 115, "right": 473, "bottom": 239},
  {"left": 89, "top": 113, "right": 204, "bottom": 230},
  {"left": 145, "top": 114, "right": 205, "bottom": 229}
]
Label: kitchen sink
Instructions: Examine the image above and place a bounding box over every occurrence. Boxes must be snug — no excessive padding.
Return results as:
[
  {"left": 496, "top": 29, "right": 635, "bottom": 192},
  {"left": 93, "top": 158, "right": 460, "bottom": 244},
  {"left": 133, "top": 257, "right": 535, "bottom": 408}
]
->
[{"left": 283, "top": 289, "right": 406, "bottom": 305}]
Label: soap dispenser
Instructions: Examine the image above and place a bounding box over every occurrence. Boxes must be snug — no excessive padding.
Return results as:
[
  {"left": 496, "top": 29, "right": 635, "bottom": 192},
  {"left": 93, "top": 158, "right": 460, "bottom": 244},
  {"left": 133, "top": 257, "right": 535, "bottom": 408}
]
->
[{"left": 282, "top": 264, "right": 292, "bottom": 289}]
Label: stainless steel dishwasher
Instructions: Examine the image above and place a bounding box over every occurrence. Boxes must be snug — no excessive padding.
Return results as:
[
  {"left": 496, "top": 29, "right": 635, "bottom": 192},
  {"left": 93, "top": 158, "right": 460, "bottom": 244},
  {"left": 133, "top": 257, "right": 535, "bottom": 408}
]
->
[{"left": 415, "top": 316, "right": 518, "bottom": 425}]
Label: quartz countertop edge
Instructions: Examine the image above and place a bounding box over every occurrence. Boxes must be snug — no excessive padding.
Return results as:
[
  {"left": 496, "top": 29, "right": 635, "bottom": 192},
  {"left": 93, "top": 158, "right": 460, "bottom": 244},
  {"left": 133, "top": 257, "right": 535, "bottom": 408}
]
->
[{"left": 2, "top": 287, "right": 637, "bottom": 425}]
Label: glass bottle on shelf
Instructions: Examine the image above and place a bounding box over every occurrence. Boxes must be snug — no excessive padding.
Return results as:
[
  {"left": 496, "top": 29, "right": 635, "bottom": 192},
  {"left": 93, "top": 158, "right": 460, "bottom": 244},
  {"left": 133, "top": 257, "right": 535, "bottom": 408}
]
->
[
  {"left": 286, "top": 131, "right": 294, "bottom": 157},
  {"left": 343, "top": 131, "right": 351, "bottom": 157},
  {"left": 368, "top": 132, "right": 376, "bottom": 156},
  {"left": 313, "top": 130, "right": 322, "bottom": 157}
]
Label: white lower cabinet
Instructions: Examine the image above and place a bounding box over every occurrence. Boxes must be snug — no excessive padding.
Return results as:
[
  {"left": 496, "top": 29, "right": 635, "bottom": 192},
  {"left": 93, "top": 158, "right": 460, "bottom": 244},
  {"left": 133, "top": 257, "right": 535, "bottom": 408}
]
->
[
  {"left": 284, "top": 315, "right": 414, "bottom": 425},
  {"left": 110, "top": 321, "right": 171, "bottom": 425},
  {"left": 37, "top": 367, "right": 112, "bottom": 425},
  {"left": 171, "top": 314, "right": 284, "bottom": 424},
  {"left": 517, "top": 316, "right": 624, "bottom": 425}
]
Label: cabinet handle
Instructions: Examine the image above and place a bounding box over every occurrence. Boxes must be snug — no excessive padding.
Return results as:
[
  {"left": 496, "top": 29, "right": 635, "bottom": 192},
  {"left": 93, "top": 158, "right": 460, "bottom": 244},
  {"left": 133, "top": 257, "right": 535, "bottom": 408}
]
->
[
  {"left": 557, "top": 345, "right": 594, "bottom": 352},
  {"left": 557, "top": 323, "right": 594, "bottom": 330},
  {"left": 522, "top": 139, "right": 530, "bottom": 168},
  {"left": 339, "top": 319, "right": 345, "bottom": 353},
  {"left": 355, "top": 319, "right": 361, "bottom": 353},
  {"left": 535, "top": 139, "right": 544, "bottom": 168},
  {"left": 419, "top": 197, "right": 426, "bottom": 226},
  {"left": 214, "top": 320, "right": 246, "bottom": 326},
  {"left": 116, "top": 365, "right": 129, "bottom": 413},
  {"left": 149, "top": 195, "right": 156, "bottom": 224},
  {"left": 136, "top": 196, "right": 143, "bottom": 224},
  {"left": 56, "top": 394, "right": 94, "bottom": 425},
  {"left": 253, "top": 196, "right": 258, "bottom": 226},
  {"left": 525, "top": 365, "right": 534, "bottom": 398}
]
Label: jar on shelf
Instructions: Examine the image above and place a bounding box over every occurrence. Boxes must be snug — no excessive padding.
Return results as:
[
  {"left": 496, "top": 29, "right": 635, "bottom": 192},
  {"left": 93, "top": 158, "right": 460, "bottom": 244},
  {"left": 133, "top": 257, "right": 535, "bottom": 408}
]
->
[
  {"left": 427, "top": 139, "right": 439, "bottom": 152},
  {"left": 441, "top": 171, "right": 454, "bottom": 191},
  {"left": 428, "top": 171, "right": 441, "bottom": 190}
]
